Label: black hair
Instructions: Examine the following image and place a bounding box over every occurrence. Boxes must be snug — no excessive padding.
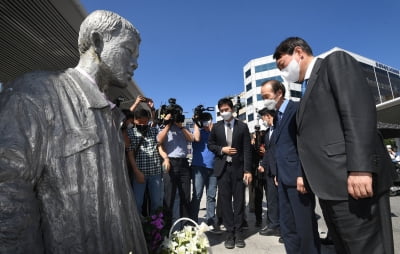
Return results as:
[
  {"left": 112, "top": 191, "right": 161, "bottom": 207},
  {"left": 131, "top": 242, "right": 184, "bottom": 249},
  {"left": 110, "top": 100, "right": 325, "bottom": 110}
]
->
[
  {"left": 134, "top": 108, "right": 150, "bottom": 119},
  {"left": 258, "top": 107, "right": 276, "bottom": 118},
  {"left": 202, "top": 112, "right": 213, "bottom": 121},
  {"left": 273, "top": 37, "right": 313, "bottom": 60},
  {"left": 218, "top": 97, "right": 234, "bottom": 110},
  {"left": 261, "top": 79, "right": 286, "bottom": 97}
]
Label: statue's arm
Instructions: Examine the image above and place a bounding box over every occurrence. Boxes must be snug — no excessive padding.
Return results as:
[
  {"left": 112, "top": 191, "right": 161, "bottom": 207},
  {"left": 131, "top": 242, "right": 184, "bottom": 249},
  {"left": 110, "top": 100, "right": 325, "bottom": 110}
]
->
[{"left": 0, "top": 92, "right": 45, "bottom": 252}]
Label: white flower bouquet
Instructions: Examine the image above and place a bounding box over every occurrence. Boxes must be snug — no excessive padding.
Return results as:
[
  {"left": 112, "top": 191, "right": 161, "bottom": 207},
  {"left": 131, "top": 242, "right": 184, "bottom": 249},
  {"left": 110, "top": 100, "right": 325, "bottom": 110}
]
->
[{"left": 160, "top": 217, "right": 212, "bottom": 254}]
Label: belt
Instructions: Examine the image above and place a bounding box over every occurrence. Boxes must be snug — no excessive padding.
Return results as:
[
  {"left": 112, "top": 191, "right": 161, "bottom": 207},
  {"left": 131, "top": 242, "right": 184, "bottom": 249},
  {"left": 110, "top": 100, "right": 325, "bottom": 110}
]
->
[{"left": 169, "top": 157, "right": 187, "bottom": 161}]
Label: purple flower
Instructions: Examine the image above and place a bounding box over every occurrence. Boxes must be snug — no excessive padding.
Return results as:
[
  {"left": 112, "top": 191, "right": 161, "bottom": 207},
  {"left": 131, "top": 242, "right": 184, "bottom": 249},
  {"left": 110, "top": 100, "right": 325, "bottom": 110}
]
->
[{"left": 151, "top": 217, "right": 164, "bottom": 230}]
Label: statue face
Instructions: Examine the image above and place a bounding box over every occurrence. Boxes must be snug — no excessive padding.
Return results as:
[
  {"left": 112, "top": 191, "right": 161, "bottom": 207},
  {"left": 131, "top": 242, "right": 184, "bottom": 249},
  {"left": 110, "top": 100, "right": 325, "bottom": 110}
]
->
[{"left": 100, "top": 31, "right": 140, "bottom": 88}]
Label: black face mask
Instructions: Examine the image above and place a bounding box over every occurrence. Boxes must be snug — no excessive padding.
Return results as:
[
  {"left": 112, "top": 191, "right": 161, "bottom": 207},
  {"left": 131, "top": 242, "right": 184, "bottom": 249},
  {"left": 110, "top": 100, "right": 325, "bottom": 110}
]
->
[{"left": 136, "top": 124, "right": 148, "bottom": 133}]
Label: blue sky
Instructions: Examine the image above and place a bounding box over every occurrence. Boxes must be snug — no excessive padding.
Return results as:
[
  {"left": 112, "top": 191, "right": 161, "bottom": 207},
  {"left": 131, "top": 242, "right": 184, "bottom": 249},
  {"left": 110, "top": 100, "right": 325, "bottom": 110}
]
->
[{"left": 81, "top": 0, "right": 399, "bottom": 116}]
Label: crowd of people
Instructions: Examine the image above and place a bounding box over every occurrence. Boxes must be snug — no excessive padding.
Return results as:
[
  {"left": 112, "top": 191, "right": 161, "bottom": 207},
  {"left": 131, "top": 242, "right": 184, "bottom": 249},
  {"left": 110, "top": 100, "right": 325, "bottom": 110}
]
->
[{"left": 123, "top": 37, "right": 396, "bottom": 254}]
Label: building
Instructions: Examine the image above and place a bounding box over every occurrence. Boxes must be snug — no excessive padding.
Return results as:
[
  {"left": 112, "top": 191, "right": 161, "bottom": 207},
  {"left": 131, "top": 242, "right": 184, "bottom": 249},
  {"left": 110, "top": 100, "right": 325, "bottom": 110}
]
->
[{"left": 243, "top": 48, "right": 400, "bottom": 135}]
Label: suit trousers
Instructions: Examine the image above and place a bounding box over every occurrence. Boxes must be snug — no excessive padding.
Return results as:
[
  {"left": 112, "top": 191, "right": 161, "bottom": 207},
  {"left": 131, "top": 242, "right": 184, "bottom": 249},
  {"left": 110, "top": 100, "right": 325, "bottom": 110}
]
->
[
  {"left": 265, "top": 174, "right": 280, "bottom": 229},
  {"left": 163, "top": 158, "right": 191, "bottom": 229},
  {"left": 254, "top": 177, "right": 267, "bottom": 223},
  {"left": 278, "top": 182, "right": 320, "bottom": 254},
  {"left": 319, "top": 191, "right": 394, "bottom": 254},
  {"left": 217, "top": 162, "right": 245, "bottom": 236}
]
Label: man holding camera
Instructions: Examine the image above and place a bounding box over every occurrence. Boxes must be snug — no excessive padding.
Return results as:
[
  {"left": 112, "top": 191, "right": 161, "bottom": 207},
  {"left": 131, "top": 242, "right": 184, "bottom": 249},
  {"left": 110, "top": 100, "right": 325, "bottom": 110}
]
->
[
  {"left": 157, "top": 106, "right": 194, "bottom": 229},
  {"left": 190, "top": 110, "right": 219, "bottom": 231}
]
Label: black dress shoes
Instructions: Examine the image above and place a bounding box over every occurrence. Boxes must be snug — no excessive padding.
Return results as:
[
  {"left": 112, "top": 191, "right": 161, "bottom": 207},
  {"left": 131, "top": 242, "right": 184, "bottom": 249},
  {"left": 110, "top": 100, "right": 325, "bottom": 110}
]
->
[
  {"left": 224, "top": 234, "right": 235, "bottom": 249},
  {"left": 235, "top": 236, "right": 246, "bottom": 248},
  {"left": 278, "top": 237, "right": 284, "bottom": 243},
  {"left": 259, "top": 226, "right": 281, "bottom": 236}
]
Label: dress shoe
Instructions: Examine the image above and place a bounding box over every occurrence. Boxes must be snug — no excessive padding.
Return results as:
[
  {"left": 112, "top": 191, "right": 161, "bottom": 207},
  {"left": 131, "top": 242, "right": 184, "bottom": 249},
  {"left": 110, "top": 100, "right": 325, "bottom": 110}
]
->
[
  {"left": 259, "top": 226, "right": 280, "bottom": 236},
  {"left": 278, "top": 237, "right": 284, "bottom": 243},
  {"left": 224, "top": 234, "right": 235, "bottom": 249},
  {"left": 235, "top": 237, "right": 246, "bottom": 248}
]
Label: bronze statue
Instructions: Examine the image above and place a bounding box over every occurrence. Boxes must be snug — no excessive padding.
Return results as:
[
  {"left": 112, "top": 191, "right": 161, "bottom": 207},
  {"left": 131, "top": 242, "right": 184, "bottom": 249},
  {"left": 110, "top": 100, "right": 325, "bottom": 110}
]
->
[{"left": 0, "top": 10, "right": 148, "bottom": 253}]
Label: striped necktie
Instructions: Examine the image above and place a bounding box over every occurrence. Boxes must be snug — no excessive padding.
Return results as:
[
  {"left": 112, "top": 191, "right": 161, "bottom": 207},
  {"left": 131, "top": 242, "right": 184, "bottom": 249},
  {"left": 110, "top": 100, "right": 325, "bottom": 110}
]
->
[{"left": 226, "top": 122, "right": 232, "bottom": 162}]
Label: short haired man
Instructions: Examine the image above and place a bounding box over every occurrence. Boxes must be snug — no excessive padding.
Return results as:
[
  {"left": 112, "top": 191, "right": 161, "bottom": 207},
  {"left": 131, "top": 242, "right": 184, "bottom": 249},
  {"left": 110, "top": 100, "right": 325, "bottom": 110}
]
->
[
  {"left": 0, "top": 10, "right": 147, "bottom": 253},
  {"left": 260, "top": 80, "right": 320, "bottom": 253},
  {"left": 157, "top": 108, "right": 194, "bottom": 230},
  {"left": 273, "top": 36, "right": 394, "bottom": 254},
  {"left": 257, "top": 108, "right": 281, "bottom": 240},
  {"left": 126, "top": 108, "right": 165, "bottom": 215},
  {"left": 208, "top": 97, "right": 252, "bottom": 249}
]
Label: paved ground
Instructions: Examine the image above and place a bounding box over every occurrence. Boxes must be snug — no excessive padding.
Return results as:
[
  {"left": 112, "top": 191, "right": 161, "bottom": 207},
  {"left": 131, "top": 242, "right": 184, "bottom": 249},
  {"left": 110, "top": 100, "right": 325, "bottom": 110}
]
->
[{"left": 196, "top": 188, "right": 400, "bottom": 254}]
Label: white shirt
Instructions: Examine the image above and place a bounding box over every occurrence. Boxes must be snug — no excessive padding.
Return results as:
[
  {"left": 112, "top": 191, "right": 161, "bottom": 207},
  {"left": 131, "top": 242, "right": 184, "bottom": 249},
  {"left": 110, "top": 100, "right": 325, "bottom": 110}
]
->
[{"left": 304, "top": 57, "right": 317, "bottom": 80}]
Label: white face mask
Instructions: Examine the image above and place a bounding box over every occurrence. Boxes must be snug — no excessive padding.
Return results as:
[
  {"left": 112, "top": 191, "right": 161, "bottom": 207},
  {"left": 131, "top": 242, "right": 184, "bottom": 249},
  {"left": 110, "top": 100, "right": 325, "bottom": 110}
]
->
[
  {"left": 220, "top": 111, "right": 232, "bottom": 121},
  {"left": 264, "top": 99, "right": 277, "bottom": 110},
  {"left": 262, "top": 121, "right": 270, "bottom": 128},
  {"left": 202, "top": 120, "right": 211, "bottom": 127},
  {"left": 280, "top": 57, "right": 300, "bottom": 83}
]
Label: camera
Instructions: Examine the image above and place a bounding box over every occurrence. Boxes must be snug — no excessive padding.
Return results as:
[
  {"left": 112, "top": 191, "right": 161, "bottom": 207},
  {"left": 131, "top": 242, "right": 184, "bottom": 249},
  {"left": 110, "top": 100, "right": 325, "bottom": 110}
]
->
[
  {"left": 141, "top": 96, "right": 151, "bottom": 103},
  {"left": 193, "top": 104, "right": 214, "bottom": 128},
  {"left": 156, "top": 98, "right": 185, "bottom": 128}
]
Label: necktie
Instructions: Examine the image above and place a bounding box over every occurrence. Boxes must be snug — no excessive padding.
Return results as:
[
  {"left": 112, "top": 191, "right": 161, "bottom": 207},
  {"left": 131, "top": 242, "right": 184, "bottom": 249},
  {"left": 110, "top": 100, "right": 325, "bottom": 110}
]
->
[
  {"left": 275, "top": 112, "right": 283, "bottom": 127},
  {"left": 301, "top": 79, "right": 308, "bottom": 97},
  {"left": 226, "top": 122, "right": 232, "bottom": 162},
  {"left": 268, "top": 126, "right": 274, "bottom": 140}
]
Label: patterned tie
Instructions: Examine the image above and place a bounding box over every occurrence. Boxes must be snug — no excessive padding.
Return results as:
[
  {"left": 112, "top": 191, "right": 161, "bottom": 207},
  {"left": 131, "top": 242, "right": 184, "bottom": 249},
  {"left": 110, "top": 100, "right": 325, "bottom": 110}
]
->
[
  {"left": 301, "top": 79, "right": 308, "bottom": 97},
  {"left": 275, "top": 112, "right": 283, "bottom": 127},
  {"left": 226, "top": 122, "right": 232, "bottom": 162}
]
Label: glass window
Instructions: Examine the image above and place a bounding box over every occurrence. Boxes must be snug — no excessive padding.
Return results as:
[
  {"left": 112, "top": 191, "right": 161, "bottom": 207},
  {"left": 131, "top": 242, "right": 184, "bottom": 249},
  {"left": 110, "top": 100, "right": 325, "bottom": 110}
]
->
[
  {"left": 389, "top": 72, "right": 400, "bottom": 99},
  {"left": 255, "top": 76, "right": 284, "bottom": 87},
  {"left": 248, "top": 113, "right": 254, "bottom": 122},
  {"left": 375, "top": 67, "right": 393, "bottom": 102},
  {"left": 360, "top": 63, "right": 380, "bottom": 104},
  {"left": 247, "top": 96, "right": 253, "bottom": 106},
  {"left": 245, "top": 69, "right": 251, "bottom": 78},
  {"left": 237, "top": 112, "right": 246, "bottom": 121},
  {"left": 255, "top": 62, "right": 277, "bottom": 73},
  {"left": 246, "top": 82, "right": 252, "bottom": 92},
  {"left": 290, "top": 90, "right": 301, "bottom": 99}
]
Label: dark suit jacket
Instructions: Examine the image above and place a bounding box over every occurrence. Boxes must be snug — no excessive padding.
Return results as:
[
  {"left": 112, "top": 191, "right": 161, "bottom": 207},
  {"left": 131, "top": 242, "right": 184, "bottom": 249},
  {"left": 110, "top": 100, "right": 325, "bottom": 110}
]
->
[
  {"left": 272, "top": 100, "right": 302, "bottom": 186},
  {"left": 297, "top": 51, "right": 394, "bottom": 200},
  {"left": 261, "top": 127, "right": 277, "bottom": 177},
  {"left": 208, "top": 119, "right": 252, "bottom": 178}
]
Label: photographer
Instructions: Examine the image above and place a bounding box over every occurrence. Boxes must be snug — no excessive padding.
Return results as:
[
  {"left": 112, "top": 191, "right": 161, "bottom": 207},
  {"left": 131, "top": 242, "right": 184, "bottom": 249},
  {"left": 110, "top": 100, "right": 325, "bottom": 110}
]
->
[
  {"left": 190, "top": 110, "right": 219, "bottom": 232},
  {"left": 157, "top": 100, "right": 194, "bottom": 230},
  {"left": 126, "top": 104, "right": 166, "bottom": 216}
]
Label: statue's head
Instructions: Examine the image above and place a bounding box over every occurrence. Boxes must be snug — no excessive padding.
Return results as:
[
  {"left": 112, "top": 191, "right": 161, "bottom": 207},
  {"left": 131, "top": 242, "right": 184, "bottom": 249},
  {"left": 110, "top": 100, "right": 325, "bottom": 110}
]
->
[{"left": 78, "top": 10, "right": 141, "bottom": 88}]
